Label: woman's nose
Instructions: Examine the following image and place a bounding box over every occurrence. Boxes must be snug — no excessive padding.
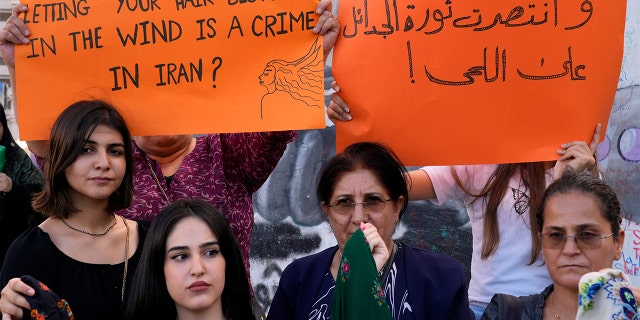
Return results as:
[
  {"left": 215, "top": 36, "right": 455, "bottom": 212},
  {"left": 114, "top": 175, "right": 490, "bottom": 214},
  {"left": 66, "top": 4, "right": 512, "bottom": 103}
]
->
[
  {"left": 190, "top": 256, "right": 205, "bottom": 276},
  {"left": 94, "top": 150, "right": 111, "bottom": 170},
  {"left": 561, "top": 236, "right": 582, "bottom": 255},
  {"left": 351, "top": 204, "right": 368, "bottom": 224}
]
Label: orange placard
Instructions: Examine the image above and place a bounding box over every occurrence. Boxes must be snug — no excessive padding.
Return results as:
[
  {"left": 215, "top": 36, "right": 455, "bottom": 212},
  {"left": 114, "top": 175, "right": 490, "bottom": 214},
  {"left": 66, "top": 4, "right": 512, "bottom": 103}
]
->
[
  {"left": 333, "top": 0, "right": 625, "bottom": 165},
  {"left": 16, "top": 0, "right": 325, "bottom": 140}
]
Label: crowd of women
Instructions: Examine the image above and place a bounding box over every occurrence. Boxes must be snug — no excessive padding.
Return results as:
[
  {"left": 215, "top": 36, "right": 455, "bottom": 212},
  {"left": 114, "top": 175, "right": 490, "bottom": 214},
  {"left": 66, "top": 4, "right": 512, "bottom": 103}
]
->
[{"left": 0, "top": 0, "right": 636, "bottom": 319}]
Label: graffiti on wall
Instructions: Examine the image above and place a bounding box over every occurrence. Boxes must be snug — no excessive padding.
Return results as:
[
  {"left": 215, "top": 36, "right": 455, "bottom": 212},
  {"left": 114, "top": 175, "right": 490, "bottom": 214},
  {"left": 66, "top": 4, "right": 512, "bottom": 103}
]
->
[
  {"left": 614, "top": 217, "right": 640, "bottom": 279},
  {"left": 608, "top": 0, "right": 640, "bottom": 285},
  {"left": 604, "top": 84, "right": 640, "bottom": 286}
]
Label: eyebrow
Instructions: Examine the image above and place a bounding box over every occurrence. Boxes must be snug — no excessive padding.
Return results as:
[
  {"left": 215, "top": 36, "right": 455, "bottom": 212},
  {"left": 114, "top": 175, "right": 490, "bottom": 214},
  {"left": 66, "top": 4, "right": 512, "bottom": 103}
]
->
[
  {"left": 200, "top": 241, "right": 220, "bottom": 248},
  {"left": 544, "top": 223, "right": 602, "bottom": 231},
  {"left": 364, "top": 192, "right": 386, "bottom": 197},
  {"left": 84, "top": 140, "right": 126, "bottom": 148},
  {"left": 333, "top": 192, "right": 385, "bottom": 198},
  {"left": 167, "top": 241, "right": 220, "bottom": 253}
]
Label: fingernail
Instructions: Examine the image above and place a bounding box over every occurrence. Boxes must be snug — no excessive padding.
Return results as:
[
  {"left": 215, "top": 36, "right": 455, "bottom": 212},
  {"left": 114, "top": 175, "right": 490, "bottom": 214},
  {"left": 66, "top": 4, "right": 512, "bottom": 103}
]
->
[
  {"left": 334, "top": 85, "right": 341, "bottom": 92},
  {"left": 360, "top": 222, "right": 365, "bottom": 230},
  {"left": 27, "top": 288, "right": 35, "bottom": 295},
  {"left": 561, "top": 144, "right": 567, "bottom": 148},
  {"left": 346, "top": 114, "right": 352, "bottom": 121}
]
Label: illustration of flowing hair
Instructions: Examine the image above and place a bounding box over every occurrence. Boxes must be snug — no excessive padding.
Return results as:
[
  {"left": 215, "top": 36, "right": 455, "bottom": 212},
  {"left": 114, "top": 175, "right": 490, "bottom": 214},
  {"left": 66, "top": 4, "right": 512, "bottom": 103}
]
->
[{"left": 265, "top": 37, "right": 324, "bottom": 108}]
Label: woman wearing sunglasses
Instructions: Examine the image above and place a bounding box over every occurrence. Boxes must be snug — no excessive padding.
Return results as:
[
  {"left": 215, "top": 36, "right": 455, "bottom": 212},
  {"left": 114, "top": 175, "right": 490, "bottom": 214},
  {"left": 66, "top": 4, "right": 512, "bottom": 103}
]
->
[{"left": 481, "top": 170, "right": 637, "bottom": 319}]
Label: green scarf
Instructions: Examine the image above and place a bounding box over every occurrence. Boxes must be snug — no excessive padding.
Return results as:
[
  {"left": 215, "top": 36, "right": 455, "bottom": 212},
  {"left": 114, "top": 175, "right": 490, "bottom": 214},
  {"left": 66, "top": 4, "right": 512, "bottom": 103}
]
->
[{"left": 331, "top": 228, "right": 393, "bottom": 320}]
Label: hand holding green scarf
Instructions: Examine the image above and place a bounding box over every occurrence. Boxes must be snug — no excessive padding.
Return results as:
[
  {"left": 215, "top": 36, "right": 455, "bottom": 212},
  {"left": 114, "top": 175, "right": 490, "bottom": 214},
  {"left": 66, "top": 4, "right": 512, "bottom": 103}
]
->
[{"left": 331, "top": 228, "right": 393, "bottom": 320}]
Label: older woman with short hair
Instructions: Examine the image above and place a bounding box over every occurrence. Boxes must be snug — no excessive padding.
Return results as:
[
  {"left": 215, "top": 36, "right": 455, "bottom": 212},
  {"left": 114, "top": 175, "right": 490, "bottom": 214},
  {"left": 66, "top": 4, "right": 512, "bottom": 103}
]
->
[
  {"left": 268, "top": 142, "right": 473, "bottom": 320},
  {"left": 481, "top": 170, "right": 638, "bottom": 319}
]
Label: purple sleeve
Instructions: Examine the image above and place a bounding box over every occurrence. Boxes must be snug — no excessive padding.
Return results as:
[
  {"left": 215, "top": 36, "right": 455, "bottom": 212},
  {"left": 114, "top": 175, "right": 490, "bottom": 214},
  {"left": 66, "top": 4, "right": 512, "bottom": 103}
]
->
[{"left": 220, "top": 131, "right": 296, "bottom": 194}]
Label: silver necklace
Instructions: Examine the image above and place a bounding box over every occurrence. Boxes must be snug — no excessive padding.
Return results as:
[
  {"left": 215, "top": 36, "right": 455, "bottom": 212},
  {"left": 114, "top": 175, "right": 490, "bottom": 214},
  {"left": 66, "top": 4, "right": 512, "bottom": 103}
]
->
[
  {"left": 62, "top": 215, "right": 117, "bottom": 237},
  {"left": 121, "top": 217, "right": 130, "bottom": 302}
]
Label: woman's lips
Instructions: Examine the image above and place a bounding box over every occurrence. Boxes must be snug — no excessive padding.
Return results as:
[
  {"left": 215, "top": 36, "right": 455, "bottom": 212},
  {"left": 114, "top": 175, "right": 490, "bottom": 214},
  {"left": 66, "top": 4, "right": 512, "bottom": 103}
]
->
[{"left": 188, "top": 281, "right": 211, "bottom": 292}]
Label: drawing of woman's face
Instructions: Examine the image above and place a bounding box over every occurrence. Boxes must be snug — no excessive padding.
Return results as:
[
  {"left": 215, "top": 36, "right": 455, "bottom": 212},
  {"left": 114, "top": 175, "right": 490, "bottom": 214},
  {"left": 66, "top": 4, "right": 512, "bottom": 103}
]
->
[{"left": 259, "top": 65, "right": 276, "bottom": 93}]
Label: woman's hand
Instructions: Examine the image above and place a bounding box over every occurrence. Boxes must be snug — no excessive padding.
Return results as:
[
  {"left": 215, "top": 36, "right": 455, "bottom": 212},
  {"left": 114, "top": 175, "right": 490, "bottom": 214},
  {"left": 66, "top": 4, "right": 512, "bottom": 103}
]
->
[
  {"left": 554, "top": 123, "right": 601, "bottom": 180},
  {"left": 0, "top": 4, "right": 31, "bottom": 68},
  {"left": 360, "top": 222, "right": 390, "bottom": 272},
  {"left": 327, "top": 81, "right": 353, "bottom": 122},
  {"left": 0, "top": 174, "right": 12, "bottom": 193},
  {"left": 313, "top": 0, "right": 340, "bottom": 61},
  {"left": 0, "top": 278, "right": 34, "bottom": 320}
]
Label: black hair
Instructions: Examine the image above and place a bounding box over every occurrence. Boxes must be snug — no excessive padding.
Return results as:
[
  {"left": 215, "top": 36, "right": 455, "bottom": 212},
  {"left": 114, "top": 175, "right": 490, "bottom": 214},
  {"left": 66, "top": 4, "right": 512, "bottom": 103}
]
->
[
  {"left": 317, "top": 141, "right": 410, "bottom": 219},
  {"left": 125, "top": 199, "right": 254, "bottom": 320},
  {"left": 32, "top": 100, "right": 133, "bottom": 217}
]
